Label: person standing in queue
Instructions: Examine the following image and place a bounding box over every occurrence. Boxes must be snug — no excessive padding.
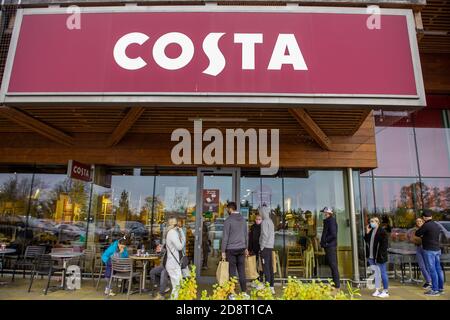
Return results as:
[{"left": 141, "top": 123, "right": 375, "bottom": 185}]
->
[
  {"left": 410, "top": 217, "right": 432, "bottom": 290},
  {"left": 221, "top": 202, "right": 249, "bottom": 298},
  {"left": 320, "top": 207, "right": 340, "bottom": 290},
  {"left": 248, "top": 213, "right": 262, "bottom": 282},
  {"left": 415, "top": 209, "right": 445, "bottom": 296},
  {"left": 259, "top": 204, "right": 275, "bottom": 294},
  {"left": 164, "top": 217, "right": 186, "bottom": 299},
  {"left": 364, "top": 217, "right": 389, "bottom": 298}
]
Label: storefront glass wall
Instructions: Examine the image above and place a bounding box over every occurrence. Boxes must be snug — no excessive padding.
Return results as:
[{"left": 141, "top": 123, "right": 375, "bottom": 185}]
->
[
  {"left": 0, "top": 167, "right": 354, "bottom": 280},
  {"left": 359, "top": 107, "right": 450, "bottom": 271}
]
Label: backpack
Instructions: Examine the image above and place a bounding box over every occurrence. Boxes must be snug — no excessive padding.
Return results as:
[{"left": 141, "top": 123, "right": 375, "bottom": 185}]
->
[{"left": 164, "top": 229, "right": 189, "bottom": 269}]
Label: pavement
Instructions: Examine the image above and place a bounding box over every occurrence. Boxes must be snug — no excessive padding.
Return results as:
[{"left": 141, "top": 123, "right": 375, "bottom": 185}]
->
[{"left": 0, "top": 274, "right": 448, "bottom": 300}]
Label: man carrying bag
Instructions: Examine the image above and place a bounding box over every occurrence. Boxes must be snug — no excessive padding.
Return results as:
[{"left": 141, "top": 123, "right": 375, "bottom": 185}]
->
[{"left": 221, "top": 202, "right": 249, "bottom": 297}]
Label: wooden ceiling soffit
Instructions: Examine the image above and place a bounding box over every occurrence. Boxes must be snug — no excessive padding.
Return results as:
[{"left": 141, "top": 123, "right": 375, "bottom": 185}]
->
[
  {"left": 288, "top": 108, "right": 332, "bottom": 150},
  {"left": 0, "top": 105, "right": 74, "bottom": 146},
  {"left": 107, "top": 107, "right": 145, "bottom": 147}
]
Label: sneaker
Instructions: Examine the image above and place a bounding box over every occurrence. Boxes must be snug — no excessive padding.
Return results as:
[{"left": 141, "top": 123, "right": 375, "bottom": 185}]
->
[
  {"left": 438, "top": 289, "right": 445, "bottom": 295},
  {"left": 229, "top": 294, "right": 236, "bottom": 300},
  {"left": 242, "top": 293, "right": 250, "bottom": 299},
  {"left": 378, "top": 290, "right": 389, "bottom": 298},
  {"left": 164, "top": 286, "right": 171, "bottom": 294},
  {"left": 422, "top": 283, "right": 432, "bottom": 290},
  {"left": 372, "top": 289, "right": 381, "bottom": 297},
  {"left": 270, "top": 287, "right": 275, "bottom": 294},
  {"left": 424, "top": 290, "right": 441, "bottom": 296}
]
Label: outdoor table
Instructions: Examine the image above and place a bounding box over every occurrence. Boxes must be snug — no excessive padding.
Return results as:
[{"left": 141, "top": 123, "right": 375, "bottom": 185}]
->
[
  {"left": 50, "top": 252, "right": 84, "bottom": 290},
  {"left": 388, "top": 248, "right": 419, "bottom": 284},
  {"left": 130, "top": 254, "right": 160, "bottom": 291},
  {"left": 0, "top": 248, "right": 16, "bottom": 285}
]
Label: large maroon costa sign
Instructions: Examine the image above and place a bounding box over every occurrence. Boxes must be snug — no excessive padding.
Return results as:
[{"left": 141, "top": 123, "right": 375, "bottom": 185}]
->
[{"left": 0, "top": 6, "right": 425, "bottom": 107}]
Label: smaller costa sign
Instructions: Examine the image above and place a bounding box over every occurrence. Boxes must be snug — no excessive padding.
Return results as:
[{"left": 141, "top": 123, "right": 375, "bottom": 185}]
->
[{"left": 68, "top": 160, "right": 93, "bottom": 182}]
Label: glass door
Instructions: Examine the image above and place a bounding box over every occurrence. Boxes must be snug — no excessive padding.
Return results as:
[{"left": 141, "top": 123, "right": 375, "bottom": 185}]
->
[{"left": 194, "top": 168, "right": 240, "bottom": 281}]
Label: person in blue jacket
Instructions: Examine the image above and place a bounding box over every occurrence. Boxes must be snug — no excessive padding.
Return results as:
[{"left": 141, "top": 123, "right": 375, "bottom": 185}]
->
[{"left": 101, "top": 237, "right": 129, "bottom": 296}]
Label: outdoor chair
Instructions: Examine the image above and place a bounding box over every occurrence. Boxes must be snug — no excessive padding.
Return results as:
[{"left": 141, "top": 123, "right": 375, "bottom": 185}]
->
[
  {"left": 12, "top": 245, "right": 46, "bottom": 281},
  {"left": 108, "top": 257, "right": 142, "bottom": 299},
  {"left": 27, "top": 254, "right": 59, "bottom": 295}
]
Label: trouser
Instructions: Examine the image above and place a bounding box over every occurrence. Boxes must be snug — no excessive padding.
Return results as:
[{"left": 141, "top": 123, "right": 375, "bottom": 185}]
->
[
  {"left": 150, "top": 265, "right": 169, "bottom": 295},
  {"left": 424, "top": 249, "right": 444, "bottom": 292},
  {"left": 260, "top": 248, "right": 274, "bottom": 287},
  {"left": 254, "top": 251, "right": 263, "bottom": 281},
  {"left": 226, "top": 248, "right": 247, "bottom": 292},
  {"left": 324, "top": 247, "right": 340, "bottom": 289},
  {"left": 202, "top": 245, "right": 209, "bottom": 267},
  {"left": 416, "top": 246, "right": 432, "bottom": 284},
  {"left": 368, "top": 258, "right": 388, "bottom": 290},
  {"left": 166, "top": 266, "right": 182, "bottom": 299}
]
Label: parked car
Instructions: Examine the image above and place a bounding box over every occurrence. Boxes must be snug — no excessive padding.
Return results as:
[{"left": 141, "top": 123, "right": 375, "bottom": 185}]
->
[{"left": 55, "top": 223, "right": 85, "bottom": 242}]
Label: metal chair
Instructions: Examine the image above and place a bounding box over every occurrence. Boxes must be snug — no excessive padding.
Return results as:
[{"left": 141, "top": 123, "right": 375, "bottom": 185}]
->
[
  {"left": 27, "top": 254, "right": 58, "bottom": 295},
  {"left": 108, "top": 257, "right": 142, "bottom": 299},
  {"left": 12, "top": 245, "right": 46, "bottom": 281}
]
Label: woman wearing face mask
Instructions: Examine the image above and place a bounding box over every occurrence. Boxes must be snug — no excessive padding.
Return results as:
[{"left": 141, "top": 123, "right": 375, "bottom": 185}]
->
[
  {"left": 364, "top": 217, "right": 389, "bottom": 298},
  {"left": 248, "top": 213, "right": 263, "bottom": 282}
]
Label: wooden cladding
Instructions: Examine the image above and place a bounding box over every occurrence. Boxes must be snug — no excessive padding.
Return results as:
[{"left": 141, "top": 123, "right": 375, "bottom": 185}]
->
[{"left": 0, "top": 110, "right": 376, "bottom": 169}]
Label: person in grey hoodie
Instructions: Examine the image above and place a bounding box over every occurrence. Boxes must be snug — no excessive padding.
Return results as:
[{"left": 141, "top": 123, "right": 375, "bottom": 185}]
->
[
  {"left": 221, "top": 202, "right": 249, "bottom": 293},
  {"left": 259, "top": 204, "right": 275, "bottom": 293}
]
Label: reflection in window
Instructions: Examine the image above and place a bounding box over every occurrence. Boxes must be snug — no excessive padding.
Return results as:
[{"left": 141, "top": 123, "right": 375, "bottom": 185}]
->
[
  {"left": 415, "top": 109, "right": 450, "bottom": 177},
  {"left": 373, "top": 177, "right": 421, "bottom": 250},
  {"left": 420, "top": 178, "right": 450, "bottom": 221},
  {"left": 373, "top": 126, "right": 418, "bottom": 177}
]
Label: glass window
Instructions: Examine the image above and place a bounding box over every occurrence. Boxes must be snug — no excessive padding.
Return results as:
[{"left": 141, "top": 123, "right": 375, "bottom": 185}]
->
[
  {"left": 420, "top": 178, "right": 450, "bottom": 221},
  {"left": 283, "top": 171, "right": 352, "bottom": 278},
  {"left": 0, "top": 173, "right": 33, "bottom": 251},
  {"left": 352, "top": 171, "right": 367, "bottom": 280},
  {"left": 30, "top": 174, "right": 91, "bottom": 251},
  {"left": 109, "top": 175, "right": 155, "bottom": 248},
  {"left": 154, "top": 175, "right": 197, "bottom": 260},
  {"left": 415, "top": 109, "right": 450, "bottom": 177},
  {"left": 373, "top": 125, "right": 418, "bottom": 177},
  {"left": 373, "top": 177, "right": 421, "bottom": 250}
]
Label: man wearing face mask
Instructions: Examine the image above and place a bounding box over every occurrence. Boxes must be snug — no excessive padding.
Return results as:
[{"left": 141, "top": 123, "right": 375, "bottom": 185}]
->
[
  {"left": 364, "top": 217, "right": 389, "bottom": 298},
  {"left": 320, "top": 207, "right": 340, "bottom": 289}
]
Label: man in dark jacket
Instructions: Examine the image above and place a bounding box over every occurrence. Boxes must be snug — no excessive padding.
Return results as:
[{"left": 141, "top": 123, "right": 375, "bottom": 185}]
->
[
  {"left": 320, "top": 207, "right": 340, "bottom": 289},
  {"left": 222, "top": 202, "right": 249, "bottom": 295},
  {"left": 415, "top": 209, "right": 444, "bottom": 296}
]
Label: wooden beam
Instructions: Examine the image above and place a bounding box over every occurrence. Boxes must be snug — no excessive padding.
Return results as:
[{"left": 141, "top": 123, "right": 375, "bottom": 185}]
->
[
  {"left": 0, "top": 105, "right": 74, "bottom": 146},
  {"left": 288, "top": 108, "right": 332, "bottom": 150},
  {"left": 107, "top": 107, "right": 145, "bottom": 146},
  {"left": 349, "top": 109, "right": 372, "bottom": 135},
  {"left": 414, "top": 11, "right": 424, "bottom": 42}
]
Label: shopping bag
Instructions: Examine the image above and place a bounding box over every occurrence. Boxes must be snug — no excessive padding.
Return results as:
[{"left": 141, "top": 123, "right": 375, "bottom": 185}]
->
[
  {"left": 257, "top": 250, "right": 278, "bottom": 274},
  {"left": 216, "top": 259, "right": 229, "bottom": 285},
  {"left": 245, "top": 255, "right": 259, "bottom": 280},
  {"left": 272, "top": 251, "right": 278, "bottom": 274}
]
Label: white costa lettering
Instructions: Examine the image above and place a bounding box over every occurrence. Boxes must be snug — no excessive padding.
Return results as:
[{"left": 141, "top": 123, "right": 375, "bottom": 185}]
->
[{"left": 113, "top": 32, "right": 307, "bottom": 76}]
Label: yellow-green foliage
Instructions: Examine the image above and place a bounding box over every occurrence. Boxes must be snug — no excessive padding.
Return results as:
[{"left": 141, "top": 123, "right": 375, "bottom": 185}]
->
[
  {"left": 201, "top": 277, "right": 238, "bottom": 300},
  {"left": 282, "top": 277, "right": 360, "bottom": 300},
  {"left": 174, "top": 265, "right": 198, "bottom": 300},
  {"left": 250, "top": 280, "right": 275, "bottom": 300}
]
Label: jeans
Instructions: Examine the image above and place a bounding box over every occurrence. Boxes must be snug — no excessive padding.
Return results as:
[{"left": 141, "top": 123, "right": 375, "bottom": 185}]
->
[
  {"left": 416, "top": 246, "right": 432, "bottom": 284},
  {"left": 423, "top": 250, "right": 444, "bottom": 292},
  {"left": 325, "top": 246, "right": 340, "bottom": 289},
  {"left": 260, "top": 248, "right": 274, "bottom": 287},
  {"left": 226, "top": 248, "right": 247, "bottom": 292},
  {"left": 150, "top": 265, "right": 169, "bottom": 295},
  {"left": 368, "top": 258, "right": 389, "bottom": 290}
]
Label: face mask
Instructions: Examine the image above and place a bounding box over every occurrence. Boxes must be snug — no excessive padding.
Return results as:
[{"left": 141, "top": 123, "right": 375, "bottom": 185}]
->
[{"left": 370, "top": 222, "right": 377, "bottom": 229}]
